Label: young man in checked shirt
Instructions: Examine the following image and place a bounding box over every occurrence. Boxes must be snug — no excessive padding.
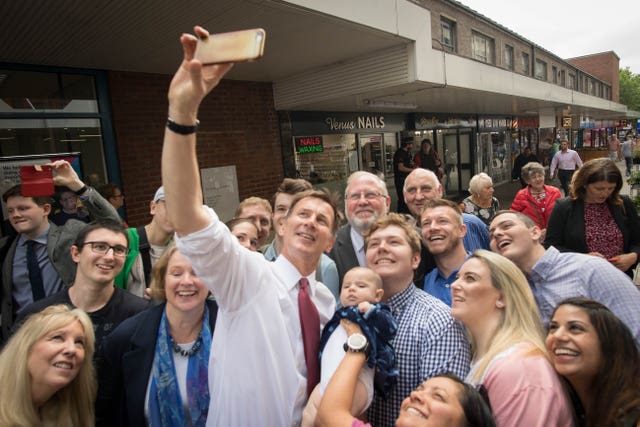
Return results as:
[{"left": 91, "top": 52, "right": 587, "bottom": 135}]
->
[{"left": 364, "top": 213, "right": 471, "bottom": 427}]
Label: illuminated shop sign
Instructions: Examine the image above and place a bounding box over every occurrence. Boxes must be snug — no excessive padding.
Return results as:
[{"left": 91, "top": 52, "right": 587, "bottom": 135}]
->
[
  {"left": 324, "top": 116, "right": 386, "bottom": 131},
  {"left": 295, "top": 136, "right": 324, "bottom": 154}
]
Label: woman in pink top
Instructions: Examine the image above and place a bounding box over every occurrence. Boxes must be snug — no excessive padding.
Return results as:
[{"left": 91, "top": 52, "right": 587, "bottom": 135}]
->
[{"left": 450, "top": 250, "right": 574, "bottom": 427}]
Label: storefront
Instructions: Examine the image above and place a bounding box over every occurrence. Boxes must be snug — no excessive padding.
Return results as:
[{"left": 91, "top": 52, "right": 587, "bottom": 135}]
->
[
  {"left": 0, "top": 65, "right": 119, "bottom": 188},
  {"left": 410, "top": 114, "right": 477, "bottom": 196},
  {"left": 512, "top": 116, "right": 540, "bottom": 163},
  {"left": 281, "top": 111, "right": 408, "bottom": 200},
  {"left": 476, "top": 116, "right": 513, "bottom": 186}
]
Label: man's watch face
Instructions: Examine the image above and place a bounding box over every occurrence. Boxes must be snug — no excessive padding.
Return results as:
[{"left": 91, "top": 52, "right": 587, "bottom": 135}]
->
[{"left": 348, "top": 333, "right": 367, "bottom": 350}]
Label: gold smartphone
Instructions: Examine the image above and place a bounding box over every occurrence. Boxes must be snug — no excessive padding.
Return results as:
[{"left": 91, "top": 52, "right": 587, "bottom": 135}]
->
[{"left": 194, "top": 28, "right": 266, "bottom": 64}]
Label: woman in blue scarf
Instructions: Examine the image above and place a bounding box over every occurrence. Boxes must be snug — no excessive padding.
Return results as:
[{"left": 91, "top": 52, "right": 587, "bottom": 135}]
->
[{"left": 96, "top": 244, "right": 218, "bottom": 426}]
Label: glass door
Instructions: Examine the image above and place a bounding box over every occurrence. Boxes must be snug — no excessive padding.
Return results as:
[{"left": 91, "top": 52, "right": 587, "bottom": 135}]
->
[{"left": 359, "top": 133, "right": 385, "bottom": 178}]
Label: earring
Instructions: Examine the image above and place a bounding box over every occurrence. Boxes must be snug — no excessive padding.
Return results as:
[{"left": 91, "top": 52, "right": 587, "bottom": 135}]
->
[{"left": 496, "top": 301, "right": 504, "bottom": 308}]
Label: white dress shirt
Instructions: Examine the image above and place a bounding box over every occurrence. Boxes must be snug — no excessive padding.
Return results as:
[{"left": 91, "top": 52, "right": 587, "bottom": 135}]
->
[
  {"left": 350, "top": 227, "right": 366, "bottom": 267},
  {"left": 175, "top": 206, "right": 335, "bottom": 426}
]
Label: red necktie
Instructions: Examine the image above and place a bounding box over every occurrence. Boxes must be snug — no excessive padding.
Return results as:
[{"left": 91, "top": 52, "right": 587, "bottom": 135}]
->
[{"left": 298, "top": 278, "right": 320, "bottom": 396}]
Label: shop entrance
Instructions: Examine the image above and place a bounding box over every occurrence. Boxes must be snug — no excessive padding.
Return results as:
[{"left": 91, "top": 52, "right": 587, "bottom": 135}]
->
[
  {"left": 477, "top": 131, "right": 511, "bottom": 185},
  {"left": 439, "top": 130, "right": 472, "bottom": 195}
]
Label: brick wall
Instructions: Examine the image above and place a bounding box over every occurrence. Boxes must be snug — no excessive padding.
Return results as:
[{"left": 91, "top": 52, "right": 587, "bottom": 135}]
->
[
  {"left": 567, "top": 52, "right": 620, "bottom": 101},
  {"left": 107, "top": 71, "right": 283, "bottom": 226}
]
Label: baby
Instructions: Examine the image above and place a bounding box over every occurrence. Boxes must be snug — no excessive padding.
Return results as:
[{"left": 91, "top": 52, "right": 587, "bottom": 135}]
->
[{"left": 301, "top": 266, "right": 397, "bottom": 426}]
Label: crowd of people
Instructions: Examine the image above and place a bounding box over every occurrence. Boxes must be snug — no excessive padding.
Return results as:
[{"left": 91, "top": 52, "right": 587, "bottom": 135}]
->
[{"left": 0, "top": 26, "right": 639, "bottom": 427}]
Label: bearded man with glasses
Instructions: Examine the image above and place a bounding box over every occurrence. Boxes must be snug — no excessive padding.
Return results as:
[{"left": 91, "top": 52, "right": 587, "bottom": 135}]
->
[
  {"left": 12, "top": 220, "right": 148, "bottom": 358},
  {"left": 328, "top": 171, "right": 391, "bottom": 284}
]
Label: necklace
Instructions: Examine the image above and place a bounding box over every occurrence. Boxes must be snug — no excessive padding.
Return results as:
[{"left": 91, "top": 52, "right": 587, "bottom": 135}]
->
[{"left": 170, "top": 333, "right": 203, "bottom": 357}]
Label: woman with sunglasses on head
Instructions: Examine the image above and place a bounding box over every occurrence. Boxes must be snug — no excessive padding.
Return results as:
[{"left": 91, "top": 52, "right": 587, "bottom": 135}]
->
[
  {"left": 450, "top": 250, "right": 573, "bottom": 426},
  {"left": 546, "top": 297, "right": 640, "bottom": 427},
  {"left": 0, "top": 305, "right": 96, "bottom": 426},
  {"left": 96, "top": 244, "right": 218, "bottom": 427}
]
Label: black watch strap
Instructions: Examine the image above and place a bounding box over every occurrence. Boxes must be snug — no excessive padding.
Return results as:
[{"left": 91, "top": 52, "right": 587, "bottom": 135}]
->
[{"left": 166, "top": 118, "right": 200, "bottom": 135}]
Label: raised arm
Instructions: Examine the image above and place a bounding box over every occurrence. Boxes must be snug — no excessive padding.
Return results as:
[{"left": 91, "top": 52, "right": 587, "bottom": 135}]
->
[
  {"left": 317, "top": 320, "right": 367, "bottom": 427},
  {"left": 47, "top": 160, "right": 120, "bottom": 223},
  {"left": 162, "top": 26, "right": 233, "bottom": 236}
]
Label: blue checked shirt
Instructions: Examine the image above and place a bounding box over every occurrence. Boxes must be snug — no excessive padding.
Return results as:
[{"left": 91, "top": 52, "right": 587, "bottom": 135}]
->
[
  {"left": 367, "top": 284, "right": 471, "bottom": 427},
  {"left": 529, "top": 246, "right": 640, "bottom": 346}
]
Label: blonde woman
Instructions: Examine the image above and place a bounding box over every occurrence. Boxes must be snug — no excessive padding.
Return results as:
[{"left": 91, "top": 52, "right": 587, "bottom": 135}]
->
[
  {"left": 450, "top": 250, "right": 573, "bottom": 427},
  {"left": 0, "top": 304, "right": 96, "bottom": 426},
  {"left": 97, "top": 244, "right": 218, "bottom": 426}
]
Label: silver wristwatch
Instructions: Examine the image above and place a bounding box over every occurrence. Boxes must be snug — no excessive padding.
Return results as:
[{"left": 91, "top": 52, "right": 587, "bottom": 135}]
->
[{"left": 343, "top": 333, "right": 369, "bottom": 355}]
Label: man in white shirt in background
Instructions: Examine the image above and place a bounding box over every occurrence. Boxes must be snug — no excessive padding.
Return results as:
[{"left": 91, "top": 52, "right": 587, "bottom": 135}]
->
[{"left": 550, "top": 140, "right": 583, "bottom": 196}]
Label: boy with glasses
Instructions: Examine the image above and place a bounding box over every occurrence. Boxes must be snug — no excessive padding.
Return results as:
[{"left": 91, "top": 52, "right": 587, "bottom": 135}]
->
[{"left": 13, "top": 220, "right": 148, "bottom": 356}]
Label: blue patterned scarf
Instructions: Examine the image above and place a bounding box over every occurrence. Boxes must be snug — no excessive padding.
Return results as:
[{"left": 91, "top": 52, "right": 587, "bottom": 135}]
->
[{"left": 148, "top": 305, "right": 211, "bottom": 426}]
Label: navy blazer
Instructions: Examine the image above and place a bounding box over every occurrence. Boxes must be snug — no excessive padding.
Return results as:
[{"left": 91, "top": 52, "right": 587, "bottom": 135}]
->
[
  {"left": 328, "top": 224, "right": 360, "bottom": 285},
  {"left": 96, "top": 300, "right": 218, "bottom": 427},
  {"left": 546, "top": 196, "right": 640, "bottom": 274}
]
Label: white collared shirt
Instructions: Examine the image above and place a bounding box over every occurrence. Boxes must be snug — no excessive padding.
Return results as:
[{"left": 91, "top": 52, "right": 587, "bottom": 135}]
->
[
  {"left": 175, "top": 206, "right": 335, "bottom": 426},
  {"left": 349, "top": 226, "right": 366, "bottom": 267}
]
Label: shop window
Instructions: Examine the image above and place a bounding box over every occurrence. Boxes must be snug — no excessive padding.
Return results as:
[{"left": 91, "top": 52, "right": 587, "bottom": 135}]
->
[
  {"left": 293, "top": 134, "right": 355, "bottom": 187},
  {"left": 504, "top": 45, "right": 514, "bottom": 70},
  {"left": 534, "top": 59, "right": 547, "bottom": 81},
  {"left": 0, "top": 68, "right": 109, "bottom": 185},
  {"left": 471, "top": 31, "right": 495, "bottom": 64},
  {"left": 0, "top": 119, "right": 106, "bottom": 183},
  {"left": 440, "top": 17, "right": 456, "bottom": 52},
  {"left": 521, "top": 52, "right": 530, "bottom": 75}
]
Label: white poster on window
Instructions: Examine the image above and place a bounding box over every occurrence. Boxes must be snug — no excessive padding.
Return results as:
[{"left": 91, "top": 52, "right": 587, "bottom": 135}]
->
[{"left": 200, "top": 165, "right": 239, "bottom": 223}]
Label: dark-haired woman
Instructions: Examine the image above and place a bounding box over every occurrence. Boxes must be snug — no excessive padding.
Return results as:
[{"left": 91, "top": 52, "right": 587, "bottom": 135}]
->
[
  {"left": 546, "top": 157, "right": 640, "bottom": 276},
  {"left": 317, "top": 320, "right": 496, "bottom": 427},
  {"left": 546, "top": 298, "right": 640, "bottom": 427},
  {"left": 414, "top": 139, "right": 442, "bottom": 180}
]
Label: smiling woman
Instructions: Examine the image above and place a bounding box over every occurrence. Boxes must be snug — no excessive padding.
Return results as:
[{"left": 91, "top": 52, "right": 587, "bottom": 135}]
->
[
  {"left": 450, "top": 250, "right": 574, "bottom": 426},
  {"left": 546, "top": 298, "right": 640, "bottom": 427},
  {"left": 316, "top": 329, "right": 496, "bottom": 427},
  {"left": 0, "top": 304, "right": 96, "bottom": 426},
  {"left": 96, "top": 244, "right": 219, "bottom": 427}
]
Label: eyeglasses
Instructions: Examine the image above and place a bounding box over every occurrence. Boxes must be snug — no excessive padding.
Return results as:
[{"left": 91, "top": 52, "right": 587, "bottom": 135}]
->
[
  {"left": 346, "top": 192, "right": 385, "bottom": 202},
  {"left": 79, "top": 241, "right": 129, "bottom": 257},
  {"left": 111, "top": 193, "right": 125, "bottom": 199}
]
